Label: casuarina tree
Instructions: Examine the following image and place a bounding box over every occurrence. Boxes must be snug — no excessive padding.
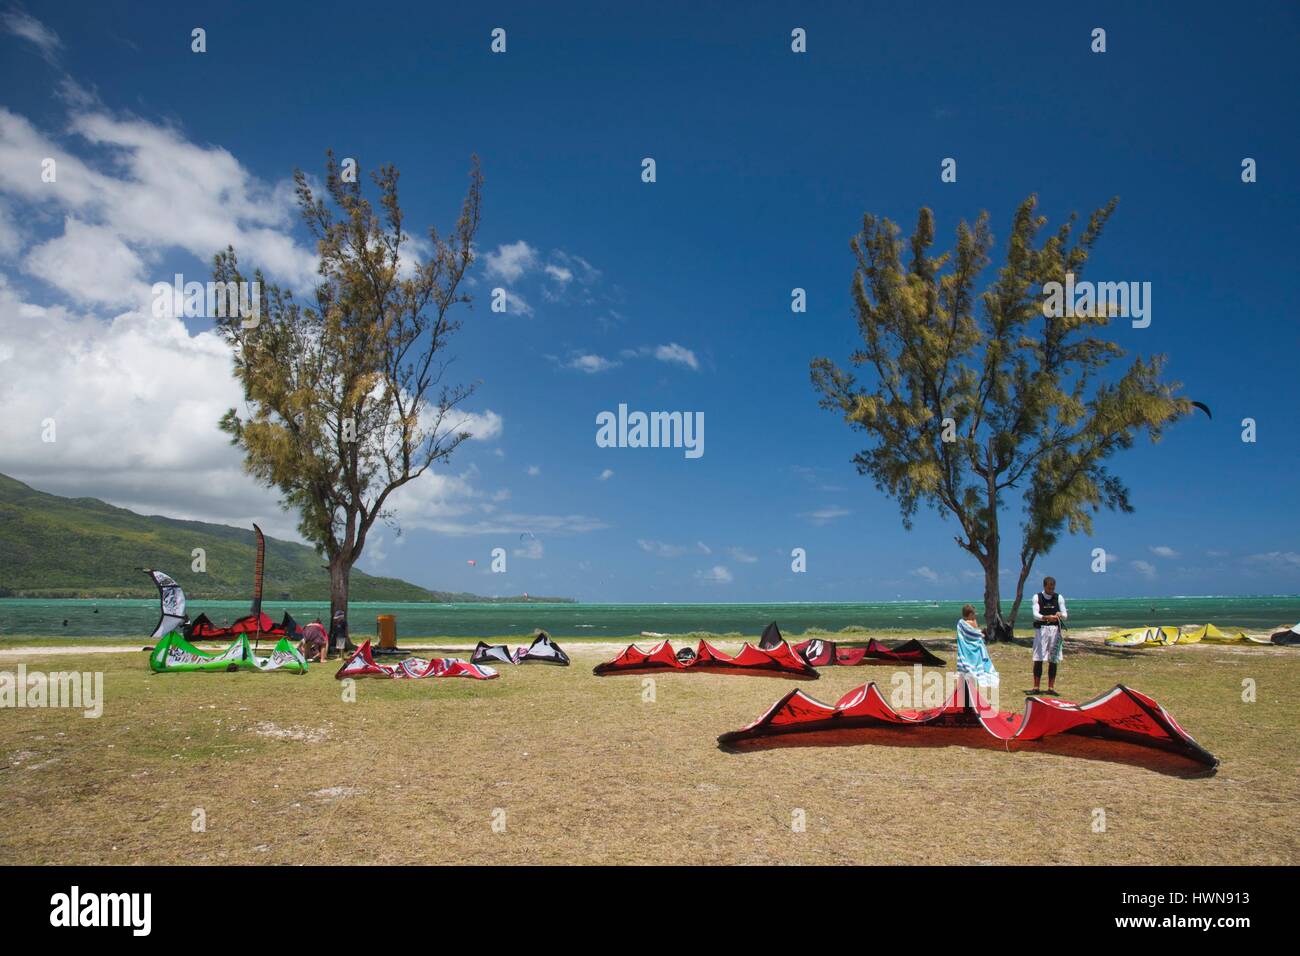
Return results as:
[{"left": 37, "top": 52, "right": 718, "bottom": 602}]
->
[
  {"left": 212, "top": 152, "right": 483, "bottom": 620},
  {"left": 811, "top": 195, "right": 1188, "bottom": 639}
]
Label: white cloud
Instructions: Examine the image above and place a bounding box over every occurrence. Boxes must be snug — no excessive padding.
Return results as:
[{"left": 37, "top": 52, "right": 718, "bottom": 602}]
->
[
  {"left": 384, "top": 467, "right": 606, "bottom": 537},
  {"left": 0, "top": 199, "right": 21, "bottom": 257},
  {"left": 525, "top": 464, "right": 540, "bottom": 477},
  {"left": 729, "top": 547, "right": 758, "bottom": 564},
  {"left": 638, "top": 539, "right": 689, "bottom": 559},
  {"left": 1246, "top": 551, "right": 1300, "bottom": 569},
  {"left": 0, "top": 106, "right": 319, "bottom": 301},
  {"left": 482, "top": 240, "right": 538, "bottom": 282},
  {"left": 652, "top": 342, "right": 699, "bottom": 371},
  {"left": 0, "top": 274, "right": 299, "bottom": 536},
  {"left": 360, "top": 532, "right": 388, "bottom": 569},
  {"left": 697, "top": 541, "right": 712, "bottom": 555},
  {"left": 912, "top": 566, "right": 941, "bottom": 584},
  {"left": 2, "top": 10, "right": 61, "bottom": 61},
  {"left": 801, "top": 506, "right": 850, "bottom": 524},
  {"left": 1149, "top": 545, "right": 1179, "bottom": 559},
  {"left": 544, "top": 264, "right": 572, "bottom": 284},
  {"left": 441, "top": 408, "right": 503, "bottom": 443},
  {"left": 696, "top": 565, "right": 733, "bottom": 584},
  {"left": 24, "top": 217, "right": 149, "bottom": 306},
  {"left": 1131, "top": 560, "right": 1157, "bottom": 580},
  {"left": 566, "top": 352, "right": 618, "bottom": 374},
  {"left": 597, "top": 468, "right": 614, "bottom": 481}
]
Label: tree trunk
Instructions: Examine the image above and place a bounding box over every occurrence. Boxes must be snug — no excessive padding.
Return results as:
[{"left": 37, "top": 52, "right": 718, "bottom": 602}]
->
[
  {"left": 982, "top": 558, "right": 1012, "bottom": 643},
  {"left": 329, "top": 555, "right": 351, "bottom": 625},
  {"left": 1008, "top": 559, "right": 1035, "bottom": 630}
]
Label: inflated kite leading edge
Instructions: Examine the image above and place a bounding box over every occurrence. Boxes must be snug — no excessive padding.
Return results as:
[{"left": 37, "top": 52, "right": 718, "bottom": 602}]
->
[
  {"left": 593, "top": 639, "right": 819, "bottom": 678},
  {"left": 143, "top": 568, "right": 186, "bottom": 640},
  {"left": 719, "top": 678, "right": 1218, "bottom": 768},
  {"left": 149, "top": 631, "right": 308, "bottom": 674}
]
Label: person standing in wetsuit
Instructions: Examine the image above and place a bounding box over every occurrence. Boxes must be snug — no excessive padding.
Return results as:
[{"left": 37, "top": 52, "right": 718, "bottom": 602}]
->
[{"left": 1031, "top": 576, "right": 1068, "bottom": 695}]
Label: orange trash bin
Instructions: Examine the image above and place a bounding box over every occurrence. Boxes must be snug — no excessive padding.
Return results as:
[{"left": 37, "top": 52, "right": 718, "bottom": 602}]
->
[{"left": 377, "top": 614, "right": 397, "bottom": 649}]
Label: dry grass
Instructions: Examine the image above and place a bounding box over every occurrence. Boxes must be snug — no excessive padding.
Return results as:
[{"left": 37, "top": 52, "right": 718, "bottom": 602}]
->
[{"left": 1, "top": 635, "right": 1297, "bottom": 865}]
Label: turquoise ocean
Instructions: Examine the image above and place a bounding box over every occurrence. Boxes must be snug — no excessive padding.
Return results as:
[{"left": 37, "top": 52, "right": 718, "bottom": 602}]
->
[{"left": 2, "top": 596, "right": 1297, "bottom": 639}]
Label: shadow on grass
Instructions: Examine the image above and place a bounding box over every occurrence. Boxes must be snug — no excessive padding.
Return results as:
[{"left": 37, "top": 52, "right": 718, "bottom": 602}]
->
[{"left": 718, "top": 724, "right": 1217, "bottom": 779}]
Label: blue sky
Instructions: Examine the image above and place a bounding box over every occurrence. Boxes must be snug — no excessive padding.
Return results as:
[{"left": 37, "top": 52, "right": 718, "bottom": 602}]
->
[{"left": 0, "top": 2, "right": 1297, "bottom": 603}]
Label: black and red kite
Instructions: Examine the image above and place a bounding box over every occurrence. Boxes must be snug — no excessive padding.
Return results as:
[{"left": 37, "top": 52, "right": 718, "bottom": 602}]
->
[
  {"left": 336, "top": 641, "right": 498, "bottom": 680},
  {"left": 794, "top": 637, "right": 945, "bottom": 667},
  {"left": 719, "top": 678, "right": 1218, "bottom": 768},
  {"left": 594, "top": 638, "right": 818, "bottom": 679}
]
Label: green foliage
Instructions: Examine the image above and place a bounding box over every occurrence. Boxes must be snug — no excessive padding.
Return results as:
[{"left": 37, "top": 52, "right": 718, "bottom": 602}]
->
[
  {"left": 212, "top": 153, "right": 484, "bottom": 612},
  {"left": 0, "top": 473, "right": 570, "bottom": 602},
  {"left": 811, "top": 196, "right": 1188, "bottom": 628},
  {"left": 0, "top": 473, "right": 429, "bottom": 599}
]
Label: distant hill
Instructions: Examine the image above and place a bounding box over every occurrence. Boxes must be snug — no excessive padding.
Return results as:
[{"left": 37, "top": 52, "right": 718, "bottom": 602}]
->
[{"left": 0, "top": 473, "right": 572, "bottom": 603}]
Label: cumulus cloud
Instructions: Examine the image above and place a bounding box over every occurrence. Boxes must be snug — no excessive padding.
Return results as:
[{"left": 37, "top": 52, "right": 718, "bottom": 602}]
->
[
  {"left": 482, "top": 240, "right": 538, "bottom": 282},
  {"left": 1131, "top": 560, "right": 1157, "bottom": 580},
  {"left": 24, "top": 217, "right": 150, "bottom": 306},
  {"left": 0, "top": 274, "right": 299, "bottom": 534},
  {"left": 565, "top": 352, "right": 619, "bottom": 374},
  {"left": 696, "top": 565, "right": 733, "bottom": 584},
  {"left": 1149, "top": 545, "right": 1179, "bottom": 559},
  {"left": 0, "top": 106, "right": 319, "bottom": 299},
  {"left": 653, "top": 342, "right": 699, "bottom": 371},
  {"left": 384, "top": 467, "right": 606, "bottom": 537},
  {"left": 597, "top": 468, "right": 614, "bottom": 481},
  {"left": 0, "top": 274, "right": 510, "bottom": 541},
  {"left": 912, "top": 566, "right": 941, "bottom": 584},
  {"left": 729, "top": 547, "right": 758, "bottom": 564},
  {"left": 0, "top": 94, "right": 516, "bottom": 540}
]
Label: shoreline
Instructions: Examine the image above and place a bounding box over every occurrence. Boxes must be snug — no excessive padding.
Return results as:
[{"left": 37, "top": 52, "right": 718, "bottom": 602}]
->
[{"left": 1, "top": 625, "right": 1289, "bottom": 658}]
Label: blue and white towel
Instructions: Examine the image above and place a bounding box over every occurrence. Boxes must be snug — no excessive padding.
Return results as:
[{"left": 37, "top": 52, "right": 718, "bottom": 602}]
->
[{"left": 956, "top": 618, "right": 1000, "bottom": 688}]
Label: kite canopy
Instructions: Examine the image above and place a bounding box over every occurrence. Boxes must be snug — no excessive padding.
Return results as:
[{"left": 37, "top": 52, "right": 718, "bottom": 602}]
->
[
  {"left": 757, "top": 621, "right": 784, "bottom": 650},
  {"left": 1106, "top": 624, "right": 1271, "bottom": 647},
  {"left": 719, "top": 677, "right": 1218, "bottom": 768},
  {"left": 149, "top": 632, "right": 307, "bottom": 674},
  {"left": 515, "top": 631, "right": 570, "bottom": 665},
  {"left": 794, "top": 637, "right": 946, "bottom": 667},
  {"left": 143, "top": 568, "right": 186, "bottom": 639},
  {"left": 593, "top": 638, "right": 818, "bottom": 679},
  {"left": 1106, "top": 626, "right": 1184, "bottom": 646},
  {"left": 1269, "top": 622, "right": 1300, "bottom": 646},
  {"left": 188, "top": 611, "right": 301, "bottom": 640},
  {"left": 336, "top": 641, "right": 498, "bottom": 680},
  {"left": 471, "top": 631, "right": 571, "bottom": 666},
  {"left": 471, "top": 641, "right": 514, "bottom": 666}
]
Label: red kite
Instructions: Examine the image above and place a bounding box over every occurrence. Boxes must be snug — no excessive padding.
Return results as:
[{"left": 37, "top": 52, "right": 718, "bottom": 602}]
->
[
  {"left": 335, "top": 641, "right": 498, "bottom": 680},
  {"left": 794, "top": 637, "right": 945, "bottom": 667},
  {"left": 593, "top": 639, "right": 818, "bottom": 679},
  {"left": 719, "top": 678, "right": 1217, "bottom": 767}
]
